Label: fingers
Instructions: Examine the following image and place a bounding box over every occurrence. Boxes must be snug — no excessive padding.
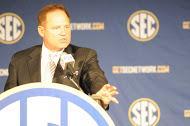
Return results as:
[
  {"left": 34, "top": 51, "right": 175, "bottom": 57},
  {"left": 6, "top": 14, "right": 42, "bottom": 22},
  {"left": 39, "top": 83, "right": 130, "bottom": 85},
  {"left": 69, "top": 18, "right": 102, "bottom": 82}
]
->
[
  {"left": 104, "top": 84, "right": 117, "bottom": 91},
  {"left": 101, "top": 95, "right": 119, "bottom": 104},
  {"left": 110, "top": 90, "right": 119, "bottom": 96},
  {"left": 102, "top": 84, "right": 119, "bottom": 96},
  {"left": 111, "top": 97, "right": 119, "bottom": 104},
  {"left": 101, "top": 84, "right": 117, "bottom": 94},
  {"left": 96, "top": 84, "right": 119, "bottom": 105},
  {"left": 101, "top": 90, "right": 118, "bottom": 97}
]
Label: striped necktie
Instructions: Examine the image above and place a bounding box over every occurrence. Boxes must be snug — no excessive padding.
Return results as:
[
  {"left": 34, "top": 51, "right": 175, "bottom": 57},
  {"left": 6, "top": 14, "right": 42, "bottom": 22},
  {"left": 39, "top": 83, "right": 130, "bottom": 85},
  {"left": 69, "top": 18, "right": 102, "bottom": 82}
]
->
[{"left": 49, "top": 54, "right": 57, "bottom": 80}]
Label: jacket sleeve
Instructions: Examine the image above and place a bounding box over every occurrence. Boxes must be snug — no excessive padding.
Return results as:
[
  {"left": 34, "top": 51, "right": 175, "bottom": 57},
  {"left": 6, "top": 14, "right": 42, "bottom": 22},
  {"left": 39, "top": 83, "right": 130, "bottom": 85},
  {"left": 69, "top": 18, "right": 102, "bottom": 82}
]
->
[
  {"left": 4, "top": 55, "right": 18, "bottom": 91},
  {"left": 81, "top": 49, "right": 108, "bottom": 94}
]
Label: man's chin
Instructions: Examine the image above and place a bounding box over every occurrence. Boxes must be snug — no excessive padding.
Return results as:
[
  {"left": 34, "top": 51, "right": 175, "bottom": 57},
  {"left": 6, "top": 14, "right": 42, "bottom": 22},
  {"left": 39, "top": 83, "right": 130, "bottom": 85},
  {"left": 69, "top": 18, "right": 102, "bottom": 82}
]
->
[{"left": 59, "top": 43, "right": 70, "bottom": 49}]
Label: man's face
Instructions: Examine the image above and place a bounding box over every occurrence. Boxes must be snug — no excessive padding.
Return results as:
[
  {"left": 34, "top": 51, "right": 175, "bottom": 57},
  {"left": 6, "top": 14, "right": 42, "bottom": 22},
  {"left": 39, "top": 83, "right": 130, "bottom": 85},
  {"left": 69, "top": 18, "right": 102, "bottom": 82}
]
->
[{"left": 38, "top": 9, "right": 71, "bottom": 51}]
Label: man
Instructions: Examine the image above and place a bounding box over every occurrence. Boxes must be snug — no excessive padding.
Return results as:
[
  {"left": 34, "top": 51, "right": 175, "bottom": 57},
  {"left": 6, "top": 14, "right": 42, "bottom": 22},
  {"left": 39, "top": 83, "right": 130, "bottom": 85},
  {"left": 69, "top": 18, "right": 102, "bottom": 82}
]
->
[{"left": 5, "top": 4, "right": 118, "bottom": 108}]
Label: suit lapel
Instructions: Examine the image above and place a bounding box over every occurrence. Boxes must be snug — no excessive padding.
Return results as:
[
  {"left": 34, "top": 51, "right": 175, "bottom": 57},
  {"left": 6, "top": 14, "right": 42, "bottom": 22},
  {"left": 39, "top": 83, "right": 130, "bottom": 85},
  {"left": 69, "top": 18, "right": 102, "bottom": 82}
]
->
[{"left": 27, "top": 45, "right": 41, "bottom": 82}]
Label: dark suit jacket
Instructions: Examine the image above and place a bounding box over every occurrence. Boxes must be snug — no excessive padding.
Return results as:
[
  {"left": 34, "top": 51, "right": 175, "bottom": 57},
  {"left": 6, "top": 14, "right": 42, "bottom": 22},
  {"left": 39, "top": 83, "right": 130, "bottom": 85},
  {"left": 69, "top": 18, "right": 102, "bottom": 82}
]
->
[{"left": 4, "top": 44, "right": 108, "bottom": 95}]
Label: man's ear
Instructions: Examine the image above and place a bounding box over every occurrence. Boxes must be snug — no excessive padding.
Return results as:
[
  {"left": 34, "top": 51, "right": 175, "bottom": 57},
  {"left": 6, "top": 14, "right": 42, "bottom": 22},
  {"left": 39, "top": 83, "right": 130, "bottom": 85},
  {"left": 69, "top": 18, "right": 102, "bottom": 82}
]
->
[{"left": 38, "top": 26, "right": 44, "bottom": 37}]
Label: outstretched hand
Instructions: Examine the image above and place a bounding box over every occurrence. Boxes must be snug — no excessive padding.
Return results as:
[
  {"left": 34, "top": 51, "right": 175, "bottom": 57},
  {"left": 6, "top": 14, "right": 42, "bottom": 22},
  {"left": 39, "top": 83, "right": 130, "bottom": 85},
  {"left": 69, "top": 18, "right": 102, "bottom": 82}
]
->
[{"left": 95, "top": 84, "right": 119, "bottom": 105}]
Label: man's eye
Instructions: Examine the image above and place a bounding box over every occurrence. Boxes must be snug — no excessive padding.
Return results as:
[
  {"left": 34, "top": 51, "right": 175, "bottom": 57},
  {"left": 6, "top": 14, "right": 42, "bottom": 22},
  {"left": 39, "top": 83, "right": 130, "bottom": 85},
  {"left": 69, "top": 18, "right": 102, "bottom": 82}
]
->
[{"left": 65, "top": 26, "right": 70, "bottom": 28}]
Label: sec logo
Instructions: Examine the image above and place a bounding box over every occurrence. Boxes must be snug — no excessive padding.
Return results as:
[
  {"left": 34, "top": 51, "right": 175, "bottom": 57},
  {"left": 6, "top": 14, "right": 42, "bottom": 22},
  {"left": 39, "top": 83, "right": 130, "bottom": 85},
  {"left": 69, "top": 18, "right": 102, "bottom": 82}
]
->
[
  {"left": 0, "top": 12, "right": 25, "bottom": 44},
  {"left": 127, "top": 10, "right": 159, "bottom": 42},
  {"left": 128, "top": 98, "right": 160, "bottom": 126},
  {"left": 0, "top": 83, "right": 115, "bottom": 126}
]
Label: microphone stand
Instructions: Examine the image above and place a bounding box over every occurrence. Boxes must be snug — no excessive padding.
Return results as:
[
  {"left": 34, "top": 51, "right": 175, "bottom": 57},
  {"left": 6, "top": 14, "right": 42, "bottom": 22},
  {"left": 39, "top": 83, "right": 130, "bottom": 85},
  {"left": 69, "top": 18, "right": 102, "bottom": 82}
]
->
[{"left": 68, "top": 76, "right": 84, "bottom": 93}]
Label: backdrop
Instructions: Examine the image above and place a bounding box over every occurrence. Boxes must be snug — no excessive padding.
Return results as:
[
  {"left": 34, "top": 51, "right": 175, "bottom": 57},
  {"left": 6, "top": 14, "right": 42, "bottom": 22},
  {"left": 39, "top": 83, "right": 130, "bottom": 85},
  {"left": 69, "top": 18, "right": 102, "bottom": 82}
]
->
[{"left": 0, "top": 0, "right": 190, "bottom": 125}]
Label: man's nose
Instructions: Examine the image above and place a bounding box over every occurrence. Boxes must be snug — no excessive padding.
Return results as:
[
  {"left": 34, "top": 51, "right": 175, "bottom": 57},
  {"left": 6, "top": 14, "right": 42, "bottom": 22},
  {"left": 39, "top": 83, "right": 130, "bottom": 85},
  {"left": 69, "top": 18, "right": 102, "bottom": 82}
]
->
[
  {"left": 57, "top": 25, "right": 70, "bottom": 35},
  {"left": 59, "top": 28, "right": 66, "bottom": 35}
]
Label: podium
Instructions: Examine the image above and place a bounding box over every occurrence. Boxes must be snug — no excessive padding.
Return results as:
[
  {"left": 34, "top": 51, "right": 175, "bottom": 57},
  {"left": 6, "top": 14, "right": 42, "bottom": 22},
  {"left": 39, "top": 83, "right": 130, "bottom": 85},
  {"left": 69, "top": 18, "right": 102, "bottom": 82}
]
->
[{"left": 0, "top": 83, "right": 115, "bottom": 126}]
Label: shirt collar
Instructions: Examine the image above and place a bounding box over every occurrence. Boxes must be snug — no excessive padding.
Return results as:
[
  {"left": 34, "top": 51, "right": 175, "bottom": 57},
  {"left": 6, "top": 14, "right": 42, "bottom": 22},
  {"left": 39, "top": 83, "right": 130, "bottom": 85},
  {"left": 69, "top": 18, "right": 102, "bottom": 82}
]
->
[{"left": 42, "top": 43, "right": 64, "bottom": 63}]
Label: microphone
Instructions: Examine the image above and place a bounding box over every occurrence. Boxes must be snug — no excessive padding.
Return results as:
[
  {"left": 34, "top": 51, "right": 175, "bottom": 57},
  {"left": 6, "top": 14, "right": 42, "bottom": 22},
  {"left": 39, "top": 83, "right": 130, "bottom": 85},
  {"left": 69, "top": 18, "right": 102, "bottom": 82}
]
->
[
  {"left": 60, "top": 52, "right": 83, "bottom": 92},
  {"left": 60, "top": 52, "right": 75, "bottom": 70}
]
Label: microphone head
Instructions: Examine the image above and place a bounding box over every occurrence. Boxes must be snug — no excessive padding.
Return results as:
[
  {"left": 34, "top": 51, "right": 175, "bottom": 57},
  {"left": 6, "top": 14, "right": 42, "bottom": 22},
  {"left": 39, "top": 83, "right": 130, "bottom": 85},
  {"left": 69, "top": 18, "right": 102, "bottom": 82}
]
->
[
  {"left": 60, "top": 52, "right": 75, "bottom": 70},
  {"left": 65, "top": 63, "right": 75, "bottom": 78}
]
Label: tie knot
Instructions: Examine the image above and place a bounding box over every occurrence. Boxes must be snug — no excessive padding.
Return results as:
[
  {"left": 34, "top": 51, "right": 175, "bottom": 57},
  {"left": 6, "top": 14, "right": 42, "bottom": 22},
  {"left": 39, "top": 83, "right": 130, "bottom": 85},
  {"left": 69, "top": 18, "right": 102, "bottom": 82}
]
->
[
  {"left": 49, "top": 53, "right": 59, "bottom": 59},
  {"left": 49, "top": 52, "right": 61, "bottom": 63}
]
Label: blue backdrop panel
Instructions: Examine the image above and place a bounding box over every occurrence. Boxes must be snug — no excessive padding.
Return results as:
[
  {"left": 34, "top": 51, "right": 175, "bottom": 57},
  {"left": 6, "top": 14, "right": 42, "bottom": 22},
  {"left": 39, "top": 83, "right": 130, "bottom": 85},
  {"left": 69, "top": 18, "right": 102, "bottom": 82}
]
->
[{"left": 0, "top": 0, "right": 190, "bottom": 125}]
